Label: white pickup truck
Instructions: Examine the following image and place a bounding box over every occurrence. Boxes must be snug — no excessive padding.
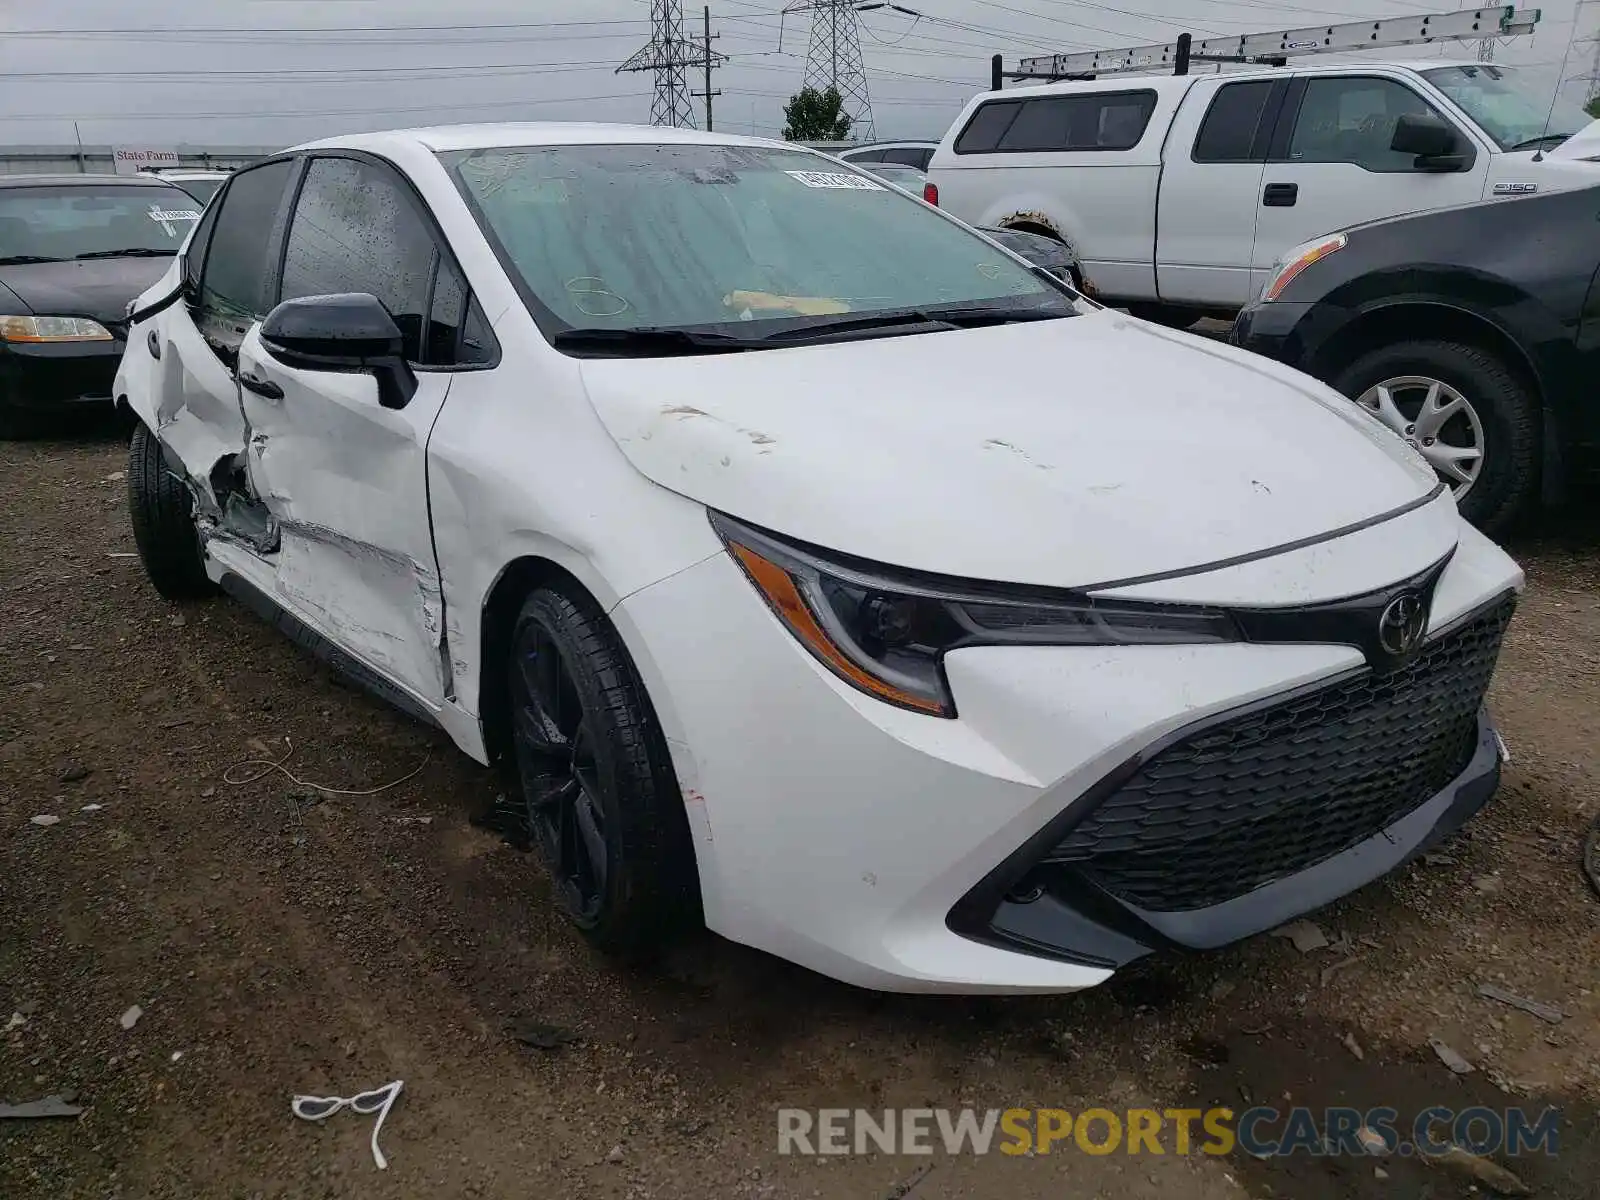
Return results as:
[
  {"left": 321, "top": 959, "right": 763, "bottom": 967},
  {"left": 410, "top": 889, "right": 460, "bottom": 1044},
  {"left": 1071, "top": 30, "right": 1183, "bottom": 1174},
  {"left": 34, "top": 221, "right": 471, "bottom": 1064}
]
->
[{"left": 926, "top": 61, "right": 1600, "bottom": 326}]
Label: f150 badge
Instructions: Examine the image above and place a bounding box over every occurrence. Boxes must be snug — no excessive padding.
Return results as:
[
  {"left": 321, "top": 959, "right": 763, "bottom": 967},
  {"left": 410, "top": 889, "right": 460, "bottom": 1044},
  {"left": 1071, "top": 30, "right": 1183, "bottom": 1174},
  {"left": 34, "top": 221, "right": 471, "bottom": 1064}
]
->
[{"left": 1492, "top": 182, "right": 1539, "bottom": 195}]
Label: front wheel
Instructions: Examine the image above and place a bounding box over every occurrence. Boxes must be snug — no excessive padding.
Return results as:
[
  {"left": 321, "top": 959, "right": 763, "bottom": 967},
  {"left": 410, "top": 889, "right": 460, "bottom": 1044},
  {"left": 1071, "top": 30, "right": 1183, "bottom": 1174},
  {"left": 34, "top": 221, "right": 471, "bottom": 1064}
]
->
[
  {"left": 505, "top": 586, "right": 698, "bottom": 954},
  {"left": 1332, "top": 340, "right": 1538, "bottom": 537}
]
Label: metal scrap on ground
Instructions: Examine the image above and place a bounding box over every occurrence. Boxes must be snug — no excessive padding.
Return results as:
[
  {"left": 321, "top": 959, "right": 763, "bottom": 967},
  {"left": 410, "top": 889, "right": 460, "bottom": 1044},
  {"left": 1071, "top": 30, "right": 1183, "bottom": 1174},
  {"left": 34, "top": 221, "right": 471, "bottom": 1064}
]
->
[{"left": 0, "top": 1095, "right": 84, "bottom": 1119}]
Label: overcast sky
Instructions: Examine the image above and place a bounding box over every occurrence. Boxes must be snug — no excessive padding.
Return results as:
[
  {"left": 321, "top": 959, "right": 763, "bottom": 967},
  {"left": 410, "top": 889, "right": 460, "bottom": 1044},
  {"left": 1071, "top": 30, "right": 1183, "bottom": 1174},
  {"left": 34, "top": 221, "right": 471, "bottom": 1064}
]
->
[{"left": 0, "top": 0, "right": 1592, "bottom": 149}]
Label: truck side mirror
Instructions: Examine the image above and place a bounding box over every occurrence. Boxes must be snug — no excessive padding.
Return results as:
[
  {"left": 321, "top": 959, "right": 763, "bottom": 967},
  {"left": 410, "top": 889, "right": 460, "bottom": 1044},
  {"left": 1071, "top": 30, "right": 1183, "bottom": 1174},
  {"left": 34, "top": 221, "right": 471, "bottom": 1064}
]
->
[{"left": 1391, "top": 114, "right": 1469, "bottom": 172}]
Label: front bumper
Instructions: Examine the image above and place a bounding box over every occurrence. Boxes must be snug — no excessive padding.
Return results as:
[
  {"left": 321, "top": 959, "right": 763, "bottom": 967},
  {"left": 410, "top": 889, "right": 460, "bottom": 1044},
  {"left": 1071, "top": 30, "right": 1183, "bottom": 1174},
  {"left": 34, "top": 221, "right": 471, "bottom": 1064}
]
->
[
  {"left": 0, "top": 338, "right": 126, "bottom": 412},
  {"left": 614, "top": 509, "right": 1522, "bottom": 993},
  {"left": 1229, "top": 300, "right": 1341, "bottom": 371}
]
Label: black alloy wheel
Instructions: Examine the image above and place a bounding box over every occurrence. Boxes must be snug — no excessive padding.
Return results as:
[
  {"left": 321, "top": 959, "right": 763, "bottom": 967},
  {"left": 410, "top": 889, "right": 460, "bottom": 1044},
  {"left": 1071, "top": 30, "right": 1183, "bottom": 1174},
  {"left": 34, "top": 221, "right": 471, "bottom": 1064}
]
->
[{"left": 503, "top": 586, "right": 699, "bottom": 952}]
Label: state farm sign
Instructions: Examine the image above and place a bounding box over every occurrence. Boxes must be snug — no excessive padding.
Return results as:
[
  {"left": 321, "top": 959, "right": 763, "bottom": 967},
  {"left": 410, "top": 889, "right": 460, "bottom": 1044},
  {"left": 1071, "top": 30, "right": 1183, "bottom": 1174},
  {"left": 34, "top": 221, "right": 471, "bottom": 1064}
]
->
[{"left": 113, "top": 147, "right": 180, "bottom": 175}]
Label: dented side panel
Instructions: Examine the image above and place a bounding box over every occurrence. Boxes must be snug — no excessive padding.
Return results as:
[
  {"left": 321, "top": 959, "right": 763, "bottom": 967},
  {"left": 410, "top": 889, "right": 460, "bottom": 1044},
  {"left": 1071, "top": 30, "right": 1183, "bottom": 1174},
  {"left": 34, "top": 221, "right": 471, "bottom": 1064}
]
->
[
  {"left": 116, "top": 265, "right": 250, "bottom": 513},
  {"left": 234, "top": 326, "right": 453, "bottom": 705}
]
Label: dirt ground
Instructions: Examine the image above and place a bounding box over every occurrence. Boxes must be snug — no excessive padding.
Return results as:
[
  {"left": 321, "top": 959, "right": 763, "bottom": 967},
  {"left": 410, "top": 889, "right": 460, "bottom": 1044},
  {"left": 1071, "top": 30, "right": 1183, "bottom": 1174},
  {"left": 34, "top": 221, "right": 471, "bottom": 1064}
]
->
[{"left": 3, "top": 430, "right": 1598, "bottom": 1200}]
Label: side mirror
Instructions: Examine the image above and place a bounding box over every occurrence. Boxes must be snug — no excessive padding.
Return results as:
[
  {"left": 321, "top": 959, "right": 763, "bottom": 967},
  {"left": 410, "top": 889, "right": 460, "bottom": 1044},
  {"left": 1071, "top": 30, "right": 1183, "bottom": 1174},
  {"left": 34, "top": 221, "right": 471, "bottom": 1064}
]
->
[
  {"left": 260, "top": 293, "right": 417, "bottom": 410},
  {"left": 1390, "top": 114, "right": 1468, "bottom": 171}
]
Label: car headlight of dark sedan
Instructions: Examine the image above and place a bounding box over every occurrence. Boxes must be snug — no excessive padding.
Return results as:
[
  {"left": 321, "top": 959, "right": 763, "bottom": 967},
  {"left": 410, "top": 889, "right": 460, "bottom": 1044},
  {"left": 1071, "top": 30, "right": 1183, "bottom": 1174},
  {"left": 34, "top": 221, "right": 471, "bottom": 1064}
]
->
[{"left": 0, "top": 315, "right": 114, "bottom": 343}]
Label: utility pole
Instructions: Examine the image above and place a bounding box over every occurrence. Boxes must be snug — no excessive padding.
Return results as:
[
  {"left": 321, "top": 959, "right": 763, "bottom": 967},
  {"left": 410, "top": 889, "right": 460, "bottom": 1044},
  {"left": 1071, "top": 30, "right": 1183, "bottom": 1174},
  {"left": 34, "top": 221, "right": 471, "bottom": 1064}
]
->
[{"left": 691, "top": 5, "right": 722, "bottom": 132}]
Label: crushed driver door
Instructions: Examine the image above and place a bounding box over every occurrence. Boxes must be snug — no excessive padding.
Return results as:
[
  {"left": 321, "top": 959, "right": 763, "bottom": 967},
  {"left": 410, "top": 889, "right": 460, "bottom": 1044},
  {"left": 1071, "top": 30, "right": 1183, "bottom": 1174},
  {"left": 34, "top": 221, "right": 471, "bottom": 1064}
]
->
[{"left": 233, "top": 324, "right": 452, "bottom": 707}]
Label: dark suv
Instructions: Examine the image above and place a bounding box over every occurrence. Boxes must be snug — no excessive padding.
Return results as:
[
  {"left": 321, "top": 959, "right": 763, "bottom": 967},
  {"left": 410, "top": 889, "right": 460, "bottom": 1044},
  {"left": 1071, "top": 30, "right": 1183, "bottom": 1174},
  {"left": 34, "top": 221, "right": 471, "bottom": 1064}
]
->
[{"left": 1232, "top": 184, "right": 1600, "bottom": 535}]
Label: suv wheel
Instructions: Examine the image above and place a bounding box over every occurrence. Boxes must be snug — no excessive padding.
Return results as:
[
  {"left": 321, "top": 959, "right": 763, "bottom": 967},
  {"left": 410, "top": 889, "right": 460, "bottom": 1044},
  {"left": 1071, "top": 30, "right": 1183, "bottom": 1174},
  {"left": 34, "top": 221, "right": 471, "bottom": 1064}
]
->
[
  {"left": 1333, "top": 340, "right": 1538, "bottom": 536},
  {"left": 128, "top": 421, "right": 213, "bottom": 599}
]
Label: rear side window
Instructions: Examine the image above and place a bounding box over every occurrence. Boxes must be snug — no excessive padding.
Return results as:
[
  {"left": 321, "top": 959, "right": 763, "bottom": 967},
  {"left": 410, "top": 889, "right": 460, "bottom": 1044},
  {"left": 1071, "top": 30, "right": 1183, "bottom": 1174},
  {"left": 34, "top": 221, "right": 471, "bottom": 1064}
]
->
[
  {"left": 181, "top": 195, "right": 219, "bottom": 294},
  {"left": 1193, "top": 81, "right": 1277, "bottom": 163},
  {"left": 955, "top": 101, "right": 1022, "bottom": 153},
  {"left": 882, "top": 146, "right": 932, "bottom": 168},
  {"left": 955, "top": 92, "right": 1157, "bottom": 154},
  {"left": 197, "top": 159, "right": 296, "bottom": 358}
]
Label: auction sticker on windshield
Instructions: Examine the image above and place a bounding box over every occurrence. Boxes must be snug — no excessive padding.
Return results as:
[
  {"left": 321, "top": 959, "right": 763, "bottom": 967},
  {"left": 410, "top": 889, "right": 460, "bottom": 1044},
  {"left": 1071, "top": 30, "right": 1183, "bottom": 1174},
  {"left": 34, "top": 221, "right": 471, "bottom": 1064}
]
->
[{"left": 785, "top": 170, "right": 885, "bottom": 191}]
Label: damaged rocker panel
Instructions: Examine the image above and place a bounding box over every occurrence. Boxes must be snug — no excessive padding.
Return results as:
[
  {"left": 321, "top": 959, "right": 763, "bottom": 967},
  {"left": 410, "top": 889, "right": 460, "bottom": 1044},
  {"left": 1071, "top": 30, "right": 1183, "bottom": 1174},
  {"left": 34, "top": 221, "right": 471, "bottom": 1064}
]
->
[{"left": 216, "top": 570, "right": 442, "bottom": 731}]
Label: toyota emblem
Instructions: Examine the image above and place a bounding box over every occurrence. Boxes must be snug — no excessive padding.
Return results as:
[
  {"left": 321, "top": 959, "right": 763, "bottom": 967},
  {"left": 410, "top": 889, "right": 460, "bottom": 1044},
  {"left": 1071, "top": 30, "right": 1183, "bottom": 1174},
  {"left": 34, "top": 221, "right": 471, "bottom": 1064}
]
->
[{"left": 1377, "top": 593, "right": 1428, "bottom": 658}]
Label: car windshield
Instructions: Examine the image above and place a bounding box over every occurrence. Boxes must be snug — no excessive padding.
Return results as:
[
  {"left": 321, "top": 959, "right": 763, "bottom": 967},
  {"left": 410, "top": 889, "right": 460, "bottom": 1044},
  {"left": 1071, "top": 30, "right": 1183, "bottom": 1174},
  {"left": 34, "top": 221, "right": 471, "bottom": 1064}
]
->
[
  {"left": 1422, "top": 64, "right": 1590, "bottom": 150},
  {"left": 0, "top": 184, "right": 200, "bottom": 263},
  {"left": 442, "top": 142, "right": 1072, "bottom": 343}
]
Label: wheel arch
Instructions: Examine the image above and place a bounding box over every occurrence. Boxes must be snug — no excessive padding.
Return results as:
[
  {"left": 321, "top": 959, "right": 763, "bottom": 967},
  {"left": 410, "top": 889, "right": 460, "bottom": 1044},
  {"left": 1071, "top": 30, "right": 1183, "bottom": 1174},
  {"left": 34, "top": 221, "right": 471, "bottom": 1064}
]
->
[{"left": 1307, "top": 300, "right": 1565, "bottom": 503}]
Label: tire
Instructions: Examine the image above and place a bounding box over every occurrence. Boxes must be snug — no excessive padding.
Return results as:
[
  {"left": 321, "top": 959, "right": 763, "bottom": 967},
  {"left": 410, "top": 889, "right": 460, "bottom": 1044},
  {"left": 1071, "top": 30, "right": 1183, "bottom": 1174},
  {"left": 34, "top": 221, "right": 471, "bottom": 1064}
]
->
[
  {"left": 128, "top": 421, "right": 213, "bottom": 600},
  {"left": 1127, "top": 302, "right": 1202, "bottom": 330},
  {"left": 503, "top": 585, "right": 699, "bottom": 955},
  {"left": 1332, "top": 340, "right": 1538, "bottom": 537}
]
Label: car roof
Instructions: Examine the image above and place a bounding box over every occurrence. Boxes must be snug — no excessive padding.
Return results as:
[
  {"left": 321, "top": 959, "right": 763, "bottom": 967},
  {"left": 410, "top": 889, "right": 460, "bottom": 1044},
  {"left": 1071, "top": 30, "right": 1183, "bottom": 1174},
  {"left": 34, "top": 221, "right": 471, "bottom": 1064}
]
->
[
  {"left": 0, "top": 173, "right": 188, "bottom": 189},
  {"left": 291, "top": 122, "right": 801, "bottom": 157},
  {"left": 842, "top": 140, "right": 939, "bottom": 149}
]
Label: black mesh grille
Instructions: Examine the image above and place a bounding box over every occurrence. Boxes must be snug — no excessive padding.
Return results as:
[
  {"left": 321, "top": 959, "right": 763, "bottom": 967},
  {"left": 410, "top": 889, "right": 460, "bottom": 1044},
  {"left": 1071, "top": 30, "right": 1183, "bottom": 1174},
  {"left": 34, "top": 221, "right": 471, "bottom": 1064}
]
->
[{"left": 1046, "top": 597, "right": 1515, "bottom": 912}]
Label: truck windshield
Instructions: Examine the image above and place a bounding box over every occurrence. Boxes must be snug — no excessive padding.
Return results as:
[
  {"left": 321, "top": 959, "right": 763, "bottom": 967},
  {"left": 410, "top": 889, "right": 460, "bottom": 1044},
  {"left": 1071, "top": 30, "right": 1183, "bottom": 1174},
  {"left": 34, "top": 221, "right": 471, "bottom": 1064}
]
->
[
  {"left": 1422, "top": 64, "right": 1589, "bottom": 151},
  {"left": 442, "top": 142, "right": 1073, "bottom": 345}
]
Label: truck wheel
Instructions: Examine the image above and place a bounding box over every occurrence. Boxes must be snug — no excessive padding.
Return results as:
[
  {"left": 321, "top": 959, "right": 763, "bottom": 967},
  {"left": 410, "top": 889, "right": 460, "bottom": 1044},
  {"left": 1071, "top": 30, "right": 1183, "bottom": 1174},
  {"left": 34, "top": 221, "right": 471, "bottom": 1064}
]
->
[
  {"left": 1332, "top": 340, "right": 1538, "bottom": 537},
  {"left": 1127, "top": 303, "right": 1202, "bottom": 331},
  {"left": 128, "top": 421, "right": 214, "bottom": 600}
]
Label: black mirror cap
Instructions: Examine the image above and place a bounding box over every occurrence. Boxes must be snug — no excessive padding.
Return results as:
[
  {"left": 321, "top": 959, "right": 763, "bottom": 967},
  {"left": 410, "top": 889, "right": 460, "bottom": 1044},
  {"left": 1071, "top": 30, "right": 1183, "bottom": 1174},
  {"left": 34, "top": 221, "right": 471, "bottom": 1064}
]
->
[
  {"left": 260, "top": 292, "right": 417, "bottom": 410},
  {"left": 261, "top": 292, "right": 405, "bottom": 366},
  {"left": 1391, "top": 113, "right": 1464, "bottom": 165}
]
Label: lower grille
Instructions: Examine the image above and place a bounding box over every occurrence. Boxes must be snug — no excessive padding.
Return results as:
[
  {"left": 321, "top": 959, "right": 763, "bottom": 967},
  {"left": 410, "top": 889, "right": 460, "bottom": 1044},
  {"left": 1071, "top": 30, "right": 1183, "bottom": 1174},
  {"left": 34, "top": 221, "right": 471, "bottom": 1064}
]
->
[{"left": 1046, "top": 596, "right": 1515, "bottom": 912}]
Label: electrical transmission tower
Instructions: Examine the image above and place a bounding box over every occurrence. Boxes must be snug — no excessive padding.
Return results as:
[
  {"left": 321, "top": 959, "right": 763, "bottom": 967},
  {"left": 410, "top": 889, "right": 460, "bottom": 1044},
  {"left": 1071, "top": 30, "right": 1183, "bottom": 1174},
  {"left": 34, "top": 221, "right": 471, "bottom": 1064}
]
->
[
  {"left": 619, "top": 0, "right": 720, "bottom": 129},
  {"left": 782, "top": 1, "right": 876, "bottom": 140}
]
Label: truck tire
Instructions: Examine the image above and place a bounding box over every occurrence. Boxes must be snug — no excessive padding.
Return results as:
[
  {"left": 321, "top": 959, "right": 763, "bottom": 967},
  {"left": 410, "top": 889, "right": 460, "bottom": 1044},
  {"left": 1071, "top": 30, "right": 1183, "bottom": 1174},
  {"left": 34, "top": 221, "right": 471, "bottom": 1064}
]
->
[
  {"left": 1127, "top": 303, "right": 1202, "bottom": 331},
  {"left": 128, "top": 421, "right": 214, "bottom": 600},
  {"left": 1331, "top": 340, "right": 1538, "bottom": 537}
]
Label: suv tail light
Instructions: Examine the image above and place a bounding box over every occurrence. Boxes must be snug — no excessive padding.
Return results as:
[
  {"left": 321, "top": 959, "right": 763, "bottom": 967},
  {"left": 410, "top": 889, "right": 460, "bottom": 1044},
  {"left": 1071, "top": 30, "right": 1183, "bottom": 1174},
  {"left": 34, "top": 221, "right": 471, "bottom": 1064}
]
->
[{"left": 922, "top": 181, "right": 939, "bottom": 206}]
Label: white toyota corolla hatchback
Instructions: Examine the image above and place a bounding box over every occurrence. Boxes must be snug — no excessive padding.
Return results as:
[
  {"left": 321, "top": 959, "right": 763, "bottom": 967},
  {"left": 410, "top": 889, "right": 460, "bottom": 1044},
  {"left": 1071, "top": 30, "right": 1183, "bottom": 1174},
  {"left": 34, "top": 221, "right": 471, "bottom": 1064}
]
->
[{"left": 116, "top": 124, "right": 1522, "bottom": 994}]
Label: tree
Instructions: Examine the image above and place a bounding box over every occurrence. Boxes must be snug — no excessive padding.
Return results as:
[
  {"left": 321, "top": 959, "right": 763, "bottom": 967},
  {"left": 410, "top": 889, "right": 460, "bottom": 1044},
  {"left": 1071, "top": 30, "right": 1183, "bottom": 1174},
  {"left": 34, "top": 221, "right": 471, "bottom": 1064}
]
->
[
  {"left": 1587, "top": 95, "right": 1600, "bottom": 120},
  {"left": 782, "top": 86, "right": 853, "bottom": 141}
]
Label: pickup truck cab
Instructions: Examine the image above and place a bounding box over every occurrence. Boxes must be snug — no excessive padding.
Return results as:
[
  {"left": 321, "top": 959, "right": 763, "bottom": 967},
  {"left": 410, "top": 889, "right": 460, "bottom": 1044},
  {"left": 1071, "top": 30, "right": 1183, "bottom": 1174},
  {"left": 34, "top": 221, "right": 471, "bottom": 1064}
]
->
[{"left": 927, "top": 61, "right": 1600, "bottom": 325}]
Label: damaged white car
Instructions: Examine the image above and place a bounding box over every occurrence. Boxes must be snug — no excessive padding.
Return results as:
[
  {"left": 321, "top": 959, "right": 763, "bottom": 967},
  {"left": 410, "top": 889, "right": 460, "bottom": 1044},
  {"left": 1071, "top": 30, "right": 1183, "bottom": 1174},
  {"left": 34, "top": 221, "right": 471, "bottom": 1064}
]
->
[{"left": 117, "top": 124, "right": 1523, "bottom": 994}]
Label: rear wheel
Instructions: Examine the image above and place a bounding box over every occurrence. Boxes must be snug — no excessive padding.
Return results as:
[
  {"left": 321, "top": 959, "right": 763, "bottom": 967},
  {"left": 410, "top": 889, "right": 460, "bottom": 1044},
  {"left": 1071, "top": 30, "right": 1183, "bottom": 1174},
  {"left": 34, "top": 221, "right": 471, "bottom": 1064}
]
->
[
  {"left": 128, "top": 421, "right": 213, "bottom": 599},
  {"left": 1127, "top": 302, "right": 1202, "bottom": 331},
  {"left": 505, "top": 586, "right": 698, "bottom": 954},
  {"left": 1332, "top": 340, "right": 1538, "bottom": 536}
]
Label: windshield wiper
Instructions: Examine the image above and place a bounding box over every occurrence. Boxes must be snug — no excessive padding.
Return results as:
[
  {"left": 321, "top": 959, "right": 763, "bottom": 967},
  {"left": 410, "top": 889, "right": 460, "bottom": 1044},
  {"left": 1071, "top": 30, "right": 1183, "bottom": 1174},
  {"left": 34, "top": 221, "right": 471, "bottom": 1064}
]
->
[
  {"left": 551, "top": 326, "right": 768, "bottom": 356},
  {"left": 74, "top": 248, "right": 177, "bottom": 260},
  {"left": 756, "top": 303, "right": 1070, "bottom": 344},
  {"left": 1508, "top": 133, "right": 1571, "bottom": 151},
  {"left": 0, "top": 254, "right": 64, "bottom": 265}
]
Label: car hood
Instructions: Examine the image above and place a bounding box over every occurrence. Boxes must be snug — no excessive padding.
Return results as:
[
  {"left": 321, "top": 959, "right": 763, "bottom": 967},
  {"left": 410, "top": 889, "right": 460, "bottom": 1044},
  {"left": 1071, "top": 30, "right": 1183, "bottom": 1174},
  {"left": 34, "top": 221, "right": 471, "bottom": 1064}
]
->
[
  {"left": 581, "top": 310, "right": 1439, "bottom": 589},
  {"left": 0, "top": 256, "right": 173, "bottom": 326}
]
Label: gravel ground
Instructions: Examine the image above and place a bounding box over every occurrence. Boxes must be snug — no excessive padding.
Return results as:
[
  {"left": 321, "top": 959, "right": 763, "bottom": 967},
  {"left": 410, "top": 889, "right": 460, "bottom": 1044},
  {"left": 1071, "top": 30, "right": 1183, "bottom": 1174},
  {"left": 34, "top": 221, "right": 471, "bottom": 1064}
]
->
[{"left": 2, "top": 430, "right": 1598, "bottom": 1200}]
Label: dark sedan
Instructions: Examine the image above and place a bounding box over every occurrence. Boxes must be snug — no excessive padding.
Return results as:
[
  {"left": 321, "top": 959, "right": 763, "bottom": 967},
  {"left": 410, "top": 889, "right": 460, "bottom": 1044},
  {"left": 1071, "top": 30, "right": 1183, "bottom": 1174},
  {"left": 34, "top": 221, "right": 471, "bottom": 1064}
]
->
[
  {"left": 1231, "top": 184, "right": 1600, "bottom": 535},
  {"left": 0, "top": 174, "right": 201, "bottom": 437}
]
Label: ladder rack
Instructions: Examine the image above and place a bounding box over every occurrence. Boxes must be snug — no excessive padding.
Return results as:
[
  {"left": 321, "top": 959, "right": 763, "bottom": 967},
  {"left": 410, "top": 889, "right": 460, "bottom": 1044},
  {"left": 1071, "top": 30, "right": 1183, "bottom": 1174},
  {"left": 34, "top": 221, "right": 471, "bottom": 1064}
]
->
[{"left": 1011, "top": 6, "right": 1540, "bottom": 82}]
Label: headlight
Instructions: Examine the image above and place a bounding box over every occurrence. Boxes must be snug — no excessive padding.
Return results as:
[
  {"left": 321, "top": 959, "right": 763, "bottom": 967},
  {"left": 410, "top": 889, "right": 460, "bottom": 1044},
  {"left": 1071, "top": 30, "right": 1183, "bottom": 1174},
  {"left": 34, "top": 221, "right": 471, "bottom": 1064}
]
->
[
  {"left": 1259, "top": 233, "right": 1346, "bottom": 303},
  {"left": 0, "top": 315, "right": 113, "bottom": 343},
  {"left": 712, "top": 513, "right": 1239, "bottom": 718}
]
